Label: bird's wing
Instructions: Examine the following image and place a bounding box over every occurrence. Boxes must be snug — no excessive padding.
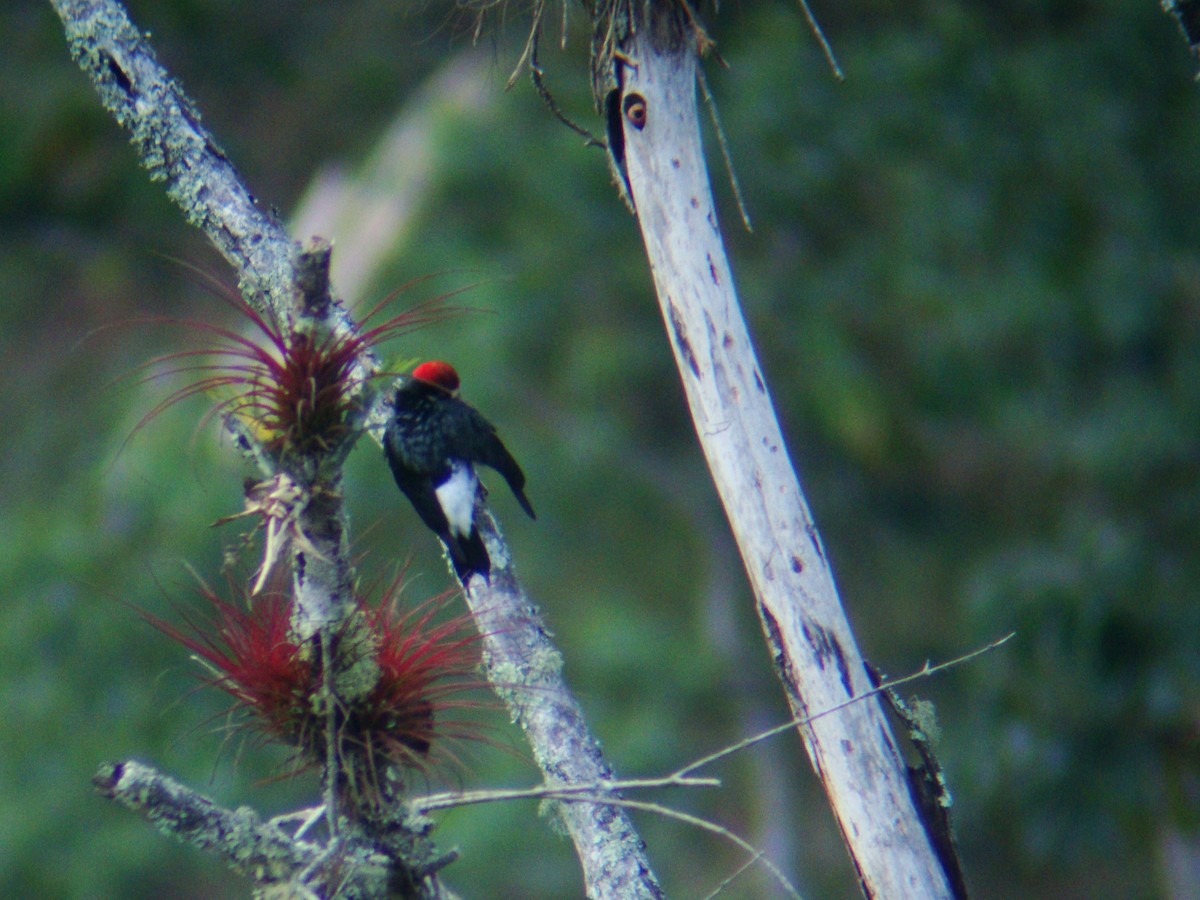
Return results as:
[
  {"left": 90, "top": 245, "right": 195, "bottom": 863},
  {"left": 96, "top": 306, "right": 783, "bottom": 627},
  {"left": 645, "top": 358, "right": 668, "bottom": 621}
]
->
[
  {"left": 385, "top": 437, "right": 452, "bottom": 537},
  {"left": 460, "top": 404, "right": 536, "bottom": 520}
]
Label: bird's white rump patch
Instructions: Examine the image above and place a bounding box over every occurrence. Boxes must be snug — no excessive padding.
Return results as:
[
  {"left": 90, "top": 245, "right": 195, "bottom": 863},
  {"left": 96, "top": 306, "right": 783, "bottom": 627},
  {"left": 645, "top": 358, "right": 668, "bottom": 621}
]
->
[{"left": 436, "top": 462, "right": 478, "bottom": 538}]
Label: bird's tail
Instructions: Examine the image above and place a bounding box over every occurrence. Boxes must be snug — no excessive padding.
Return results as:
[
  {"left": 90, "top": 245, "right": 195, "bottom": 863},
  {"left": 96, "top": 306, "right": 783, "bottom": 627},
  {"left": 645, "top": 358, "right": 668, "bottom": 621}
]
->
[{"left": 446, "top": 528, "right": 491, "bottom": 582}]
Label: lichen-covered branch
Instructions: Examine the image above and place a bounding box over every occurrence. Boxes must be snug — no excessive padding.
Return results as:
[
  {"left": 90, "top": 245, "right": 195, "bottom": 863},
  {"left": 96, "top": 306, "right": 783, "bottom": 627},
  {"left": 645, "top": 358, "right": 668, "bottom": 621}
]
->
[
  {"left": 54, "top": 1, "right": 660, "bottom": 896},
  {"left": 95, "top": 760, "right": 462, "bottom": 898},
  {"left": 48, "top": 0, "right": 298, "bottom": 319},
  {"left": 93, "top": 760, "right": 386, "bottom": 897},
  {"left": 286, "top": 242, "right": 360, "bottom": 638},
  {"left": 1163, "top": 0, "right": 1200, "bottom": 54},
  {"left": 51, "top": 0, "right": 366, "bottom": 709},
  {"left": 49, "top": 0, "right": 378, "bottom": 397},
  {"left": 465, "top": 511, "right": 664, "bottom": 900},
  {"left": 53, "top": 2, "right": 431, "bottom": 894}
]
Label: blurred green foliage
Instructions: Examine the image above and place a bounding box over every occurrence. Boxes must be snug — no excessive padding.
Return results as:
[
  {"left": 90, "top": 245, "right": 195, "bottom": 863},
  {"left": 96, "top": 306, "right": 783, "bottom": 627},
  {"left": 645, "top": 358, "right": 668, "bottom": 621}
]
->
[{"left": 2, "top": 1, "right": 1198, "bottom": 897}]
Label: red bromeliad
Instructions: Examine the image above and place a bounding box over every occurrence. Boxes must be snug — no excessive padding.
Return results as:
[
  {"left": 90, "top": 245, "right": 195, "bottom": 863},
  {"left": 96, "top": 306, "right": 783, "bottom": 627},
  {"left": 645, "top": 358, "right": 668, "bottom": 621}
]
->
[
  {"left": 133, "top": 280, "right": 459, "bottom": 461},
  {"left": 140, "top": 574, "right": 487, "bottom": 808},
  {"left": 130, "top": 276, "right": 467, "bottom": 589}
]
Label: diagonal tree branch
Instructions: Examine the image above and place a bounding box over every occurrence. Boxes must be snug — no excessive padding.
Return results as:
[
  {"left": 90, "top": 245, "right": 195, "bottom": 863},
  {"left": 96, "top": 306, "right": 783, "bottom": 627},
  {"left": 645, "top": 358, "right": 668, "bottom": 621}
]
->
[
  {"left": 93, "top": 761, "right": 364, "bottom": 889},
  {"left": 608, "top": 9, "right": 961, "bottom": 899},
  {"left": 50, "top": 0, "right": 297, "bottom": 319},
  {"left": 95, "top": 759, "right": 462, "bottom": 899},
  {"left": 463, "top": 512, "right": 664, "bottom": 899},
  {"left": 53, "top": 1, "right": 661, "bottom": 896}
]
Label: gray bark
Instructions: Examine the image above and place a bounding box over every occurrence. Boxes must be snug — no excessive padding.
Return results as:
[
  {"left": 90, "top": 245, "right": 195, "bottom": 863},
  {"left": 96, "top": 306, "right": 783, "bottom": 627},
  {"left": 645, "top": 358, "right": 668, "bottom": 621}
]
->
[
  {"left": 464, "top": 513, "right": 664, "bottom": 899},
  {"left": 616, "top": 24, "right": 957, "bottom": 900},
  {"left": 52, "top": 2, "right": 661, "bottom": 897}
]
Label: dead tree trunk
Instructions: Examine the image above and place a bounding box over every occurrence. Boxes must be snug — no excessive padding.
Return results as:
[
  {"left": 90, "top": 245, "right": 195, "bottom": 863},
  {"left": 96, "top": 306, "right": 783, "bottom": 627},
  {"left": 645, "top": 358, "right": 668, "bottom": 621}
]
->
[{"left": 610, "top": 13, "right": 959, "bottom": 898}]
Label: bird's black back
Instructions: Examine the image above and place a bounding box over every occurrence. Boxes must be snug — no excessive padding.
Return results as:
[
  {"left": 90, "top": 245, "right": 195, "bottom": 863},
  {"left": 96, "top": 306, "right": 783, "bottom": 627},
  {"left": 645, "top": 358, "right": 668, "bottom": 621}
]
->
[{"left": 388, "top": 379, "right": 535, "bottom": 519}]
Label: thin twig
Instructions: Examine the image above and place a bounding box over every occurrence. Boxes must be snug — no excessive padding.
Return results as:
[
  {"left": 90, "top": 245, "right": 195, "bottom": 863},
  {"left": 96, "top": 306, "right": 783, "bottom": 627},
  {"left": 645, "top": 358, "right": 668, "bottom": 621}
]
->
[
  {"left": 677, "top": 632, "right": 1016, "bottom": 779},
  {"left": 594, "top": 798, "right": 802, "bottom": 900},
  {"left": 414, "top": 633, "right": 1014, "bottom": 816},
  {"left": 696, "top": 65, "right": 752, "bottom": 231},
  {"left": 701, "top": 851, "right": 767, "bottom": 900},
  {"left": 414, "top": 773, "right": 719, "bottom": 815},
  {"left": 530, "top": 18, "right": 606, "bottom": 146},
  {"left": 415, "top": 782, "right": 799, "bottom": 900},
  {"left": 796, "top": 0, "right": 845, "bottom": 80}
]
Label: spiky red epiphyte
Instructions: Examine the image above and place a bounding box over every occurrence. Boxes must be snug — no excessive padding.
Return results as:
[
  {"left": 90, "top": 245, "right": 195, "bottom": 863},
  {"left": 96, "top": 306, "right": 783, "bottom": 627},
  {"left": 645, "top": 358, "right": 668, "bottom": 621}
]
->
[
  {"left": 353, "top": 589, "right": 487, "bottom": 778},
  {"left": 132, "top": 275, "right": 463, "bottom": 460},
  {"left": 142, "top": 572, "right": 489, "bottom": 802},
  {"left": 139, "top": 586, "right": 315, "bottom": 746}
]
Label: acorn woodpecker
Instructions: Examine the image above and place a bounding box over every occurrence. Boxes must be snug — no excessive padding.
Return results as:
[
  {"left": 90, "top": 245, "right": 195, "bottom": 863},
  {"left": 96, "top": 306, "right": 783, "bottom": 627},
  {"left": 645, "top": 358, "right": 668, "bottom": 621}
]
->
[{"left": 384, "top": 361, "right": 535, "bottom": 581}]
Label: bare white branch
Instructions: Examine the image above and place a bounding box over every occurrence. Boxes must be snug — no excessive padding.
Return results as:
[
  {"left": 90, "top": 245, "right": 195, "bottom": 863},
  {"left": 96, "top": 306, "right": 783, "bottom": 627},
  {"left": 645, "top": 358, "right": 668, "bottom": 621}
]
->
[{"left": 615, "top": 17, "right": 962, "bottom": 898}]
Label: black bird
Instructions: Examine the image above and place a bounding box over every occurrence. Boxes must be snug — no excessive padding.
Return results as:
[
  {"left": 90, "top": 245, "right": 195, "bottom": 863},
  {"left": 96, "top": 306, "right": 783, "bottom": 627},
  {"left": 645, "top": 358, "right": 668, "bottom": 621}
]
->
[{"left": 384, "top": 360, "right": 534, "bottom": 581}]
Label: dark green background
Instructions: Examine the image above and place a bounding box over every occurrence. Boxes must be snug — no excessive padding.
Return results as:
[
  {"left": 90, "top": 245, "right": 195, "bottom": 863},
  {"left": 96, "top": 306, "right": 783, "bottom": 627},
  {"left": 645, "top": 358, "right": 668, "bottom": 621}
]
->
[{"left": 2, "top": 1, "right": 1197, "bottom": 897}]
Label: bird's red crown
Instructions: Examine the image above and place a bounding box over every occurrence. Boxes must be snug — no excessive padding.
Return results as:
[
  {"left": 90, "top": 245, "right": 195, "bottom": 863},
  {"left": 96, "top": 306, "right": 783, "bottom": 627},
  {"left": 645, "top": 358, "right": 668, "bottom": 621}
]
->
[{"left": 412, "top": 360, "right": 461, "bottom": 393}]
